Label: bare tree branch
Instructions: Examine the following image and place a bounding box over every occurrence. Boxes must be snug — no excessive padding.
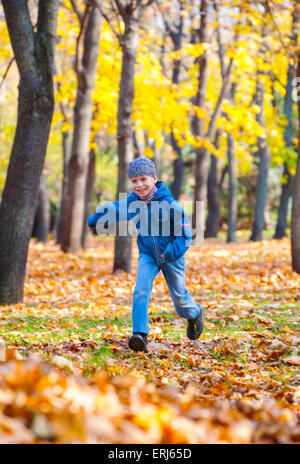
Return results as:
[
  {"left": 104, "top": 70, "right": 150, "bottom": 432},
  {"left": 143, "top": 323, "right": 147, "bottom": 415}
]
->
[
  {"left": 138, "top": 0, "right": 155, "bottom": 16},
  {"left": 92, "top": 0, "right": 122, "bottom": 43},
  {"left": 109, "top": 0, "right": 123, "bottom": 37},
  {"left": 214, "top": 1, "right": 226, "bottom": 80},
  {"left": 0, "top": 57, "right": 15, "bottom": 92},
  {"left": 207, "top": 58, "right": 234, "bottom": 140},
  {"left": 75, "top": 3, "right": 93, "bottom": 76},
  {"left": 70, "top": 0, "right": 83, "bottom": 24},
  {"left": 113, "top": 0, "right": 126, "bottom": 18},
  {"left": 265, "top": 0, "right": 289, "bottom": 56}
]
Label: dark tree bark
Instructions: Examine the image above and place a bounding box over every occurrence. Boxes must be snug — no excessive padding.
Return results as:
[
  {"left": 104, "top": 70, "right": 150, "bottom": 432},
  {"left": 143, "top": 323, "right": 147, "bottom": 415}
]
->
[
  {"left": 171, "top": 133, "right": 183, "bottom": 200},
  {"left": 250, "top": 72, "right": 271, "bottom": 242},
  {"left": 274, "top": 163, "right": 293, "bottom": 239},
  {"left": 291, "top": 53, "right": 300, "bottom": 273},
  {"left": 205, "top": 128, "right": 223, "bottom": 238},
  {"left": 97, "top": 1, "right": 154, "bottom": 273},
  {"left": 192, "top": 0, "right": 233, "bottom": 236},
  {"left": 214, "top": 3, "right": 238, "bottom": 243},
  {"left": 162, "top": 1, "right": 184, "bottom": 200},
  {"left": 0, "top": 0, "right": 59, "bottom": 304},
  {"left": 55, "top": 126, "right": 72, "bottom": 244},
  {"left": 113, "top": 4, "right": 139, "bottom": 274},
  {"left": 227, "top": 133, "right": 237, "bottom": 242},
  {"left": 205, "top": 154, "right": 220, "bottom": 238},
  {"left": 82, "top": 146, "right": 96, "bottom": 249},
  {"left": 36, "top": 173, "right": 50, "bottom": 243},
  {"left": 274, "top": 6, "right": 299, "bottom": 239},
  {"left": 133, "top": 129, "right": 145, "bottom": 158},
  {"left": 191, "top": 0, "right": 209, "bottom": 227},
  {"left": 61, "top": 5, "right": 102, "bottom": 252},
  {"left": 54, "top": 54, "right": 72, "bottom": 245}
]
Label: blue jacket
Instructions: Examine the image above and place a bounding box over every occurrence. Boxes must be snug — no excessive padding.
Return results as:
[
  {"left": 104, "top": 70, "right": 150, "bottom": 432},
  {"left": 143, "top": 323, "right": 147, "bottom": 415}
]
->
[{"left": 87, "top": 181, "right": 192, "bottom": 265}]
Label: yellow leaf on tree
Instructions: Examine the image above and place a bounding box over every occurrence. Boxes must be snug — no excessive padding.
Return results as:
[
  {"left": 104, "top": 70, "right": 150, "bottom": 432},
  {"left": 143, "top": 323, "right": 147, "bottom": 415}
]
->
[
  {"left": 194, "top": 107, "right": 207, "bottom": 119},
  {"left": 144, "top": 147, "right": 154, "bottom": 158}
]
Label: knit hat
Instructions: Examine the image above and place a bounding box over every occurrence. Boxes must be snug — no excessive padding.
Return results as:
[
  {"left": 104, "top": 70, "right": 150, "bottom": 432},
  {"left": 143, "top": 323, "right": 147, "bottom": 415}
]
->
[{"left": 128, "top": 157, "right": 157, "bottom": 179}]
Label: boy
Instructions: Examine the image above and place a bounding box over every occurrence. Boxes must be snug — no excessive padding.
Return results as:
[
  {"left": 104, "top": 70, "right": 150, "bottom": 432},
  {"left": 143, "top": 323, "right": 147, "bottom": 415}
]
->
[{"left": 88, "top": 158, "right": 203, "bottom": 353}]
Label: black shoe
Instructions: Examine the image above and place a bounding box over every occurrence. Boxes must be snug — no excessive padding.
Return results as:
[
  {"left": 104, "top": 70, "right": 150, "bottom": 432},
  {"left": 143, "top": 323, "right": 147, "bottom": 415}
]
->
[
  {"left": 187, "top": 307, "right": 203, "bottom": 340},
  {"left": 129, "top": 333, "right": 148, "bottom": 353}
]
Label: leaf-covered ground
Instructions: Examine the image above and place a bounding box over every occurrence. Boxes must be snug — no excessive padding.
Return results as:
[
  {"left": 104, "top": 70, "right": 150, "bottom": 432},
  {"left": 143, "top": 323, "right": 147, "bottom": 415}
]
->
[{"left": 0, "top": 236, "right": 299, "bottom": 443}]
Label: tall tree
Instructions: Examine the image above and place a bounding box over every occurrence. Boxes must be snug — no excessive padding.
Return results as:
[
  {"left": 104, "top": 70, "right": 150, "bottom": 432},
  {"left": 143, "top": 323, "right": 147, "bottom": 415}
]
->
[
  {"left": 227, "top": 130, "right": 237, "bottom": 242},
  {"left": 96, "top": 0, "right": 154, "bottom": 273},
  {"left": 291, "top": 52, "right": 300, "bottom": 273},
  {"left": 61, "top": 3, "right": 102, "bottom": 252},
  {"left": 192, "top": 0, "right": 233, "bottom": 238},
  {"left": 274, "top": 5, "right": 299, "bottom": 239},
  {"left": 54, "top": 56, "right": 72, "bottom": 245},
  {"left": 82, "top": 142, "right": 97, "bottom": 249},
  {"left": 205, "top": 134, "right": 224, "bottom": 238},
  {"left": 250, "top": 54, "right": 271, "bottom": 241},
  {"left": 206, "top": 3, "right": 237, "bottom": 242},
  {"left": 161, "top": 0, "right": 185, "bottom": 200},
  {"left": 0, "top": 0, "right": 59, "bottom": 304}
]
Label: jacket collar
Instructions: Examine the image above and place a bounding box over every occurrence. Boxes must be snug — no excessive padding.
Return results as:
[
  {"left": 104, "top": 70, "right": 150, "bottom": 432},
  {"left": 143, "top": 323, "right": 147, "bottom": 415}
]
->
[{"left": 129, "top": 181, "right": 173, "bottom": 202}]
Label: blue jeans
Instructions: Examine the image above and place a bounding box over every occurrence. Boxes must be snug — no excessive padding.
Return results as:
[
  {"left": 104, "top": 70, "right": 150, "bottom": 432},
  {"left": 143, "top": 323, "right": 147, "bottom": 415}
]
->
[{"left": 132, "top": 253, "right": 201, "bottom": 334}]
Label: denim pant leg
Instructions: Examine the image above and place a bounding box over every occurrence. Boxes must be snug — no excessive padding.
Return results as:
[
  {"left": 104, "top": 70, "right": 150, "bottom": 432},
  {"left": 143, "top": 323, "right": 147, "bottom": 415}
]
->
[
  {"left": 132, "top": 253, "right": 160, "bottom": 334},
  {"left": 161, "top": 256, "right": 201, "bottom": 320}
]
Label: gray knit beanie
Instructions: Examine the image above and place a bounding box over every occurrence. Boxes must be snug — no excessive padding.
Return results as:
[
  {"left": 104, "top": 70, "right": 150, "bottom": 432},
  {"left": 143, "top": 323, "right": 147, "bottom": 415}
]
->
[{"left": 128, "top": 157, "right": 157, "bottom": 179}]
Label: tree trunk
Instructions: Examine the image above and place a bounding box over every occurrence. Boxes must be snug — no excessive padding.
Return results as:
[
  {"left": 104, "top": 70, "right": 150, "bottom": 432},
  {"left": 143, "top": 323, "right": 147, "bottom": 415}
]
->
[
  {"left": 55, "top": 126, "right": 71, "bottom": 244},
  {"left": 250, "top": 74, "right": 270, "bottom": 242},
  {"left": 274, "top": 7, "right": 299, "bottom": 238},
  {"left": 227, "top": 133, "right": 237, "bottom": 242},
  {"left": 61, "top": 6, "right": 102, "bottom": 252},
  {"left": 191, "top": 0, "right": 209, "bottom": 230},
  {"left": 274, "top": 164, "right": 293, "bottom": 239},
  {"left": 0, "top": 0, "right": 59, "bottom": 304},
  {"left": 168, "top": 3, "right": 184, "bottom": 200},
  {"left": 82, "top": 147, "right": 96, "bottom": 249},
  {"left": 113, "top": 8, "right": 139, "bottom": 274},
  {"left": 205, "top": 154, "right": 220, "bottom": 238},
  {"left": 36, "top": 173, "right": 50, "bottom": 243},
  {"left": 192, "top": 0, "right": 233, "bottom": 234},
  {"left": 291, "top": 53, "right": 300, "bottom": 273},
  {"left": 152, "top": 144, "right": 161, "bottom": 180},
  {"left": 133, "top": 129, "right": 145, "bottom": 158},
  {"left": 171, "top": 133, "right": 183, "bottom": 200}
]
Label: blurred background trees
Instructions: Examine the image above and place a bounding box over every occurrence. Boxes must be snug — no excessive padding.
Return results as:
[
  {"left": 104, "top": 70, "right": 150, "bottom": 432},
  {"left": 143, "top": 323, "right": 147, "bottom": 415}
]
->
[{"left": 0, "top": 0, "right": 300, "bottom": 303}]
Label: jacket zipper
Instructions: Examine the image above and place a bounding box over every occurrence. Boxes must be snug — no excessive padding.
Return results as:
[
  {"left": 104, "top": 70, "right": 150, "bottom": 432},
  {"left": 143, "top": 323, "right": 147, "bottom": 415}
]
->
[{"left": 145, "top": 202, "right": 160, "bottom": 264}]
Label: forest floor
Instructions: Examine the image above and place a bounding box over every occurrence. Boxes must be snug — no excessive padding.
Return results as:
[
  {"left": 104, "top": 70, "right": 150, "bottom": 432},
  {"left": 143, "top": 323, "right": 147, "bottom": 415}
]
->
[{"left": 0, "top": 235, "right": 299, "bottom": 443}]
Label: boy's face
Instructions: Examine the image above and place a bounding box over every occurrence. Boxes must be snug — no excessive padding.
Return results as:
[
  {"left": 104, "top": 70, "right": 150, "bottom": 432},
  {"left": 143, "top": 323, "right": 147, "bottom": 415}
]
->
[{"left": 130, "top": 175, "right": 158, "bottom": 197}]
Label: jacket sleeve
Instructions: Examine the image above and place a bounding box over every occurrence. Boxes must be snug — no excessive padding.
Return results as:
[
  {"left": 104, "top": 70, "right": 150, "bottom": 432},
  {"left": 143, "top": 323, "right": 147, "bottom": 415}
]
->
[
  {"left": 87, "top": 193, "right": 140, "bottom": 230},
  {"left": 161, "top": 204, "right": 193, "bottom": 263}
]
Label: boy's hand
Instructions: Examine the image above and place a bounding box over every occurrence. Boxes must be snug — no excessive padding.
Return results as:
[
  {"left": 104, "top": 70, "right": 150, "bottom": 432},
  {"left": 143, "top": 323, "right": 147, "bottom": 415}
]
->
[{"left": 89, "top": 222, "right": 108, "bottom": 234}]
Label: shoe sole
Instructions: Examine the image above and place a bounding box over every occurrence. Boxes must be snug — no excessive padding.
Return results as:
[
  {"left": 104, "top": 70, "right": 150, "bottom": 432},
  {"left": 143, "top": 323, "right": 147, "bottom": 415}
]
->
[
  {"left": 187, "top": 307, "right": 203, "bottom": 340},
  {"left": 129, "top": 335, "right": 148, "bottom": 353}
]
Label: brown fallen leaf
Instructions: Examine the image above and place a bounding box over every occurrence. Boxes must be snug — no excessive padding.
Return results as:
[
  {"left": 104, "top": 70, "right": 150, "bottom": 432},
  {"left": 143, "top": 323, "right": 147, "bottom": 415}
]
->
[{"left": 283, "top": 355, "right": 300, "bottom": 366}]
